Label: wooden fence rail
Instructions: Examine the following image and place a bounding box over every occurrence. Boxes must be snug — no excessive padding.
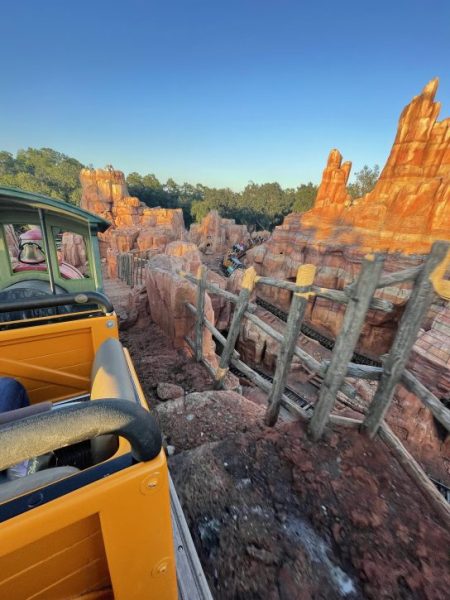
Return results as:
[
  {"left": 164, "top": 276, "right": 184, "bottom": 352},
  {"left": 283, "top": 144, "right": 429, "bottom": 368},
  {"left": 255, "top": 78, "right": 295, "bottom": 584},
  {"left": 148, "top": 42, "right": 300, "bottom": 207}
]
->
[
  {"left": 116, "top": 244, "right": 450, "bottom": 441},
  {"left": 309, "top": 255, "right": 385, "bottom": 439},
  {"left": 117, "top": 251, "right": 151, "bottom": 287},
  {"left": 116, "top": 243, "right": 450, "bottom": 520}
]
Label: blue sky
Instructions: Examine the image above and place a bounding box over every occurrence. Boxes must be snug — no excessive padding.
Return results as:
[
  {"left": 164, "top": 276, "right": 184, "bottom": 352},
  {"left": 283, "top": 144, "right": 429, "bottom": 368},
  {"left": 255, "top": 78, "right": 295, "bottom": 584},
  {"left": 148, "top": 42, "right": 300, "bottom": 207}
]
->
[{"left": 1, "top": 0, "right": 449, "bottom": 190}]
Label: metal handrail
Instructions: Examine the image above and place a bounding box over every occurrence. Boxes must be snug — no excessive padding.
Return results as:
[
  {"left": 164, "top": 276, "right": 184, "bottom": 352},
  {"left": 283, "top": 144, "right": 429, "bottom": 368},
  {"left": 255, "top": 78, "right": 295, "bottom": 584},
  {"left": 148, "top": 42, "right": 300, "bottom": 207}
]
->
[
  {"left": 0, "top": 399, "right": 162, "bottom": 470},
  {"left": 0, "top": 291, "right": 114, "bottom": 315}
]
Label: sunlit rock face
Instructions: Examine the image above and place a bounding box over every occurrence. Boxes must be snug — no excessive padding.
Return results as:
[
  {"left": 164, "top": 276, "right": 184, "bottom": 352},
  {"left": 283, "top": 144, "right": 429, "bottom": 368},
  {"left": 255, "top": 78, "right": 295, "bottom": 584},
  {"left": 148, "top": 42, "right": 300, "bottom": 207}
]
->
[
  {"left": 189, "top": 210, "right": 250, "bottom": 254},
  {"left": 246, "top": 79, "right": 450, "bottom": 357},
  {"left": 300, "top": 78, "right": 450, "bottom": 252},
  {"left": 79, "top": 168, "right": 186, "bottom": 271},
  {"left": 144, "top": 254, "right": 218, "bottom": 368},
  {"left": 244, "top": 80, "right": 450, "bottom": 474}
]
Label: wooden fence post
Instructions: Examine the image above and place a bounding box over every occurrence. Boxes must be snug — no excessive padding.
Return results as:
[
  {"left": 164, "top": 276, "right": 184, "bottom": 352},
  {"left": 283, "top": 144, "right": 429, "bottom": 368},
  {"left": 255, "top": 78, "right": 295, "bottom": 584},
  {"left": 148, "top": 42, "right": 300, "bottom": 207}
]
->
[
  {"left": 363, "top": 241, "right": 449, "bottom": 437},
  {"left": 213, "top": 267, "right": 258, "bottom": 390},
  {"left": 309, "top": 254, "right": 385, "bottom": 440},
  {"left": 265, "top": 264, "right": 316, "bottom": 426},
  {"left": 117, "top": 254, "right": 122, "bottom": 280},
  {"left": 194, "top": 264, "right": 208, "bottom": 362},
  {"left": 128, "top": 253, "right": 133, "bottom": 286}
]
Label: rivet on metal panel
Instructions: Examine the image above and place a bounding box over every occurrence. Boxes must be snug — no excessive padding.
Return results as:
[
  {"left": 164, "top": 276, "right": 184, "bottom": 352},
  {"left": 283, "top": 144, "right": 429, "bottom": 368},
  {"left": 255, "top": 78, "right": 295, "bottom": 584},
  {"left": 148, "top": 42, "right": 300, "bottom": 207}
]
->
[
  {"left": 141, "top": 472, "right": 160, "bottom": 494},
  {"left": 152, "top": 557, "right": 171, "bottom": 577}
]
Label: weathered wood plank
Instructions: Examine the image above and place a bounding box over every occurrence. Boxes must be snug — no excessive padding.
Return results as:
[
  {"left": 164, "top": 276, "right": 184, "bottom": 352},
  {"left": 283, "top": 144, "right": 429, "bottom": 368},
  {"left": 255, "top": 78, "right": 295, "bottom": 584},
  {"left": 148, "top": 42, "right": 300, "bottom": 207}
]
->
[
  {"left": 256, "top": 277, "right": 393, "bottom": 312},
  {"left": 321, "top": 359, "right": 383, "bottom": 380},
  {"left": 363, "top": 241, "right": 449, "bottom": 437},
  {"left": 328, "top": 414, "right": 363, "bottom": 428},
  {"left": 309, "top": 255, "right": 385, "bottom": 440},
  {"left": 401, "top": 370, "right": 450, "bottom": 432},
  {"left": 345, "top": 265, "right": 422, "bottom": 295},
  {"left": 194, "top": 265, "right": 207, "bottom": 362},
  {"left": 244, "top": 310, "right": 357, "bottom": 399},
  {"left": 230, "top": 358, "right": 308, "bottom": 421},
  {"left": 265, "top": 265, "right": 316, "bottom": 426},
  {"left": 378, "top": 423, "right": 450, "bottom": 529},
  {"left": 169, "top": 476, "right": 214, "bottom": 600},
  {"left": 214, "top": 267, "right": 258, "bottom": 390},
  {"left": 376, "top": 265, "right": 422, "bottom": 288}
]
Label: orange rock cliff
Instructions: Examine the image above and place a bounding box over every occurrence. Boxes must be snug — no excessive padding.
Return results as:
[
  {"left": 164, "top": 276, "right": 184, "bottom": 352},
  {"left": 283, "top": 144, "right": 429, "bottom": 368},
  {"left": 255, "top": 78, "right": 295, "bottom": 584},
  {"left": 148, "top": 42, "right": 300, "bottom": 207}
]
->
[
  {"left": 79, "top": 167, "right": 186, "bottom": 274},
  {"left": 299, "top": 78, "right": 450, "bottom": 253}
]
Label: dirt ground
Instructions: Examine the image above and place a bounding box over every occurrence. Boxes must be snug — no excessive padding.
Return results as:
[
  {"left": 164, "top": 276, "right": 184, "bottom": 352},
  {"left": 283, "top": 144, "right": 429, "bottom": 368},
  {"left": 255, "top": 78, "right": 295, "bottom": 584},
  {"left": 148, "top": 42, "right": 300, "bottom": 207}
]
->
[
  {"left": 122, "top": 320, "right": 450, "bottom": 600},
  {"left": 169, "top": 411, "right": 450, "bottom": 600},
  {"left": 120, "top": 322, "right": 215, "bottom": 406}
]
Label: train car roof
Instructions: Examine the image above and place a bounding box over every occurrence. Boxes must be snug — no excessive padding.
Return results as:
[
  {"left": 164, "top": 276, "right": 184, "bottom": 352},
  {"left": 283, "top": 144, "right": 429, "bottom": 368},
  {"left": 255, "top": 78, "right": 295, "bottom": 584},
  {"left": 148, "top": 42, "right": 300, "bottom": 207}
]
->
[{"left": 0, "top": 186, "right": 111, "bottom": 233}]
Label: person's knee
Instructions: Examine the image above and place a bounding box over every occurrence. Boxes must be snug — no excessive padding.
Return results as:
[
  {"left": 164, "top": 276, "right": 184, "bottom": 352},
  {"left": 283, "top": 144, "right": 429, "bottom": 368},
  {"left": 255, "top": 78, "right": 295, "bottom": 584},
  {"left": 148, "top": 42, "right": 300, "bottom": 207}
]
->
[{"left": 0, "top": 377, "right": 30, "bottom": 412}]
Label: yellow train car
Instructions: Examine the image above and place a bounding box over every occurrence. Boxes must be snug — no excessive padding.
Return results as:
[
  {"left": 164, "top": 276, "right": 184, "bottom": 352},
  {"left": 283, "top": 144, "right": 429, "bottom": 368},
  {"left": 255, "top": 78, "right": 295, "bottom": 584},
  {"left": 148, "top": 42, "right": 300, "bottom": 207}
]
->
[{"left": 0, "top": 188, "right": 211, "bottom": 600}]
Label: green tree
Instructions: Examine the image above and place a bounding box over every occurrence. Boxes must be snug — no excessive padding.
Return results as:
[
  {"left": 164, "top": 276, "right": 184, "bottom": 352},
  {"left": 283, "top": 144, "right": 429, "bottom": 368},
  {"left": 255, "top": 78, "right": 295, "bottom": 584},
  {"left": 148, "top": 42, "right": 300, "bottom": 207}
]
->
[
  {"left": 348, "top": 164, "right": 380, "bottom": 199},
  {"left": 239, "top": 182, "right": 291, "bottom": 230},
  {"left": 0, "top": 147, "right": 84, "bottom": 204},
  {"left": 288, "top": 182, "right": 317, "bottom": 213},
  {"left": 0, "top": 151, "right": 16, "bottom": 176}
]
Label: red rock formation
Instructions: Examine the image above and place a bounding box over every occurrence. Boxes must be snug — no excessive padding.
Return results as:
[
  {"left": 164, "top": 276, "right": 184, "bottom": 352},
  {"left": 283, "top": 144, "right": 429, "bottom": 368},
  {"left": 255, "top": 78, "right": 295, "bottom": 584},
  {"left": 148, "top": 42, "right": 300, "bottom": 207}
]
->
[
  {"left": 189, "top": 210, "right": 250, "bottom": 254},
  {"left": 144, "top": 254, "right": 218, "bottom": 368},
  {"left": 247, "top": 79, "right": 450, "bottom": 355},
  {"left": 301, "top": 78, "right": 450, "bottom": 253},
  {"left": 244, "top": 79, "right": 450, "bottom": 478},
  {"left": 388, "top": 385, "right": 449, "bottom": 482},
  {"left": 79, "top": 167, "right": 186, "bottom": 272},
  {"left": 61, "top": 232, "right": 88, "bottom": 274}
]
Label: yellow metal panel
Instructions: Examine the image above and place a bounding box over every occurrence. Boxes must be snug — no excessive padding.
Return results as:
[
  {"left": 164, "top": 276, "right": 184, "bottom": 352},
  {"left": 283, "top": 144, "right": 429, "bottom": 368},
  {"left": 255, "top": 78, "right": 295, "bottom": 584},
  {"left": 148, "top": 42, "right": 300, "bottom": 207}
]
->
[
  {"left": 0, "top": 454, "right": 178, "bottom": 600},
  {"left": 0, "top": 515, "right": 111, "bottom": 600},
  {"left": 0, "top": 315, "right": 118, "bottom": 403}
]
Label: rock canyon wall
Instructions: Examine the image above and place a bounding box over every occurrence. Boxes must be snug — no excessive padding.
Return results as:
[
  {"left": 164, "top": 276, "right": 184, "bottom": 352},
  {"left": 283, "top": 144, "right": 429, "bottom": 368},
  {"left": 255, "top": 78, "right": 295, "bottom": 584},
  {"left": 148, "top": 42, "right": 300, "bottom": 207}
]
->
[
  {"left": 80, "top": 167, "right": 186, "bottom": 275},
  {"left": 189, "top": 210, "right": 250, "bottom": 254},
  {"left": 245, "top": 79, "right": 450, "bottom": 476},
  {"left": 247, "top": 79, "right": 450, "bottom": 356},
  {"left": 301, "top": 78, "right": 450, "bottom": 253}
]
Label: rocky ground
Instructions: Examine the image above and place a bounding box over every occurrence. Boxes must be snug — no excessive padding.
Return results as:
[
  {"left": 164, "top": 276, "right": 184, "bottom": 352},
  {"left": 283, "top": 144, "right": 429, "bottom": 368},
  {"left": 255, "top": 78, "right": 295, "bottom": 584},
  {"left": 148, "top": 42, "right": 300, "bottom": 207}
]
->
[{"left": 120, "top": 317, "right": 450, "bottom": 600}]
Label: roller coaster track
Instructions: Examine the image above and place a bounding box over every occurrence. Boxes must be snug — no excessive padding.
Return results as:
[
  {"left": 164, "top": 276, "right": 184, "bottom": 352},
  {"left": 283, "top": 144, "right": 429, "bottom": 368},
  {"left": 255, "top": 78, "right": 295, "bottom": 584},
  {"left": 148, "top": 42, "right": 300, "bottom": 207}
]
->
[
  {"left": 229, "top": 363, "right": 314, "bottom": 417},
  {"left": 429, "top": 477, "right": 450, "bottom": 502},
  {"left": 221, "top": 251, "right": 381, "bottom": 366},
  {"left": 255, "top": 296, "right": 382, "bottom": 368}
]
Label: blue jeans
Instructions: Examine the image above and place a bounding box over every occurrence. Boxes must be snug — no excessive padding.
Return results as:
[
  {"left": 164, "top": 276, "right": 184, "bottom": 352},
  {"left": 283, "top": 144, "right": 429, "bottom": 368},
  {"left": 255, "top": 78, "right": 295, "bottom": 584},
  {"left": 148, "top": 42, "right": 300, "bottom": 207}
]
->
[{"left": 0, "top": 378, "right": 30, "bottom": 413}]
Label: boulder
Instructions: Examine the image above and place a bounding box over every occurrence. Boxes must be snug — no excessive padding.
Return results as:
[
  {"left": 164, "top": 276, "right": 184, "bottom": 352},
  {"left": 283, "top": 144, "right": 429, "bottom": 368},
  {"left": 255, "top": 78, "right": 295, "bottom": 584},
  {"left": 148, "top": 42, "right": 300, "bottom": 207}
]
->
[
  {"left": 157, "top": 382, "right": 184, "bottom": 401},
  {"left": 156, "top": 390, "right": 265, "bottom": 451},
  {"left": 189, "top": 210, "right": 250, "bottom": 254}
]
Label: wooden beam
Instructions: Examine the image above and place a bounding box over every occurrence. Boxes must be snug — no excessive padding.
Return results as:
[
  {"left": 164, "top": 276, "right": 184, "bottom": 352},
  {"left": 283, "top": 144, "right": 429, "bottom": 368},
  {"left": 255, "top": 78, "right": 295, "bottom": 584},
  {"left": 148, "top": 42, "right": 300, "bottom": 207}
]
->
[
  {"left": 378, "top": 423, "right": 450, "bottom": 529},
  {"left": 214, "top": 267, "right": 258, "bottom": 390},
  {"left": 230, "top": 357, "right": 309, "bottom": 421},
  {"left": 401, "top": 370, "right": 450, "bottom": 432},
  {"left": 328, "top": 414, "right": 363, "bottom": 428},
  {"left": 376, "top": 265, "right": 422, "bottom": 288},
  {"left": 244, "top": 310, "right": 357, "bottom": 399},
  {"left": 363, "top": 241, "right": 449, "bottom": 437},
  {"left": 265, "top": 265, "right": 316, "bottom": 426},
  {"left": 309, "top": 254, "right": 385, "bottom": 440},
  {"left": 321, "top": 359, "right": 383, "bottom": 380},
  {"left": 205, "top": 281, "right": 258, "bottom": 312},
  {"left": 194, "top": 265, "right": 207, "bottom": 362},
  {"left": 257, "top": 277, "right": 393, "bottom": 312}
]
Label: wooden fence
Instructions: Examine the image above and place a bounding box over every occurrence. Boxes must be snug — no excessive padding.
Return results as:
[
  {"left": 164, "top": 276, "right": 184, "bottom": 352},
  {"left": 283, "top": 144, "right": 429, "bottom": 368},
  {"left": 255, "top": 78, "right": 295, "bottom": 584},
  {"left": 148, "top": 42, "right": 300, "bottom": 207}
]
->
[
  {"left": 117, "top": 250, "right": 153, "bottom": 287},
  {"left": 182, "top": 244, "right": 449, "bottom": 434},
  {"left": 116, "top": 242, "right": 450, "bottom": 524}
]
